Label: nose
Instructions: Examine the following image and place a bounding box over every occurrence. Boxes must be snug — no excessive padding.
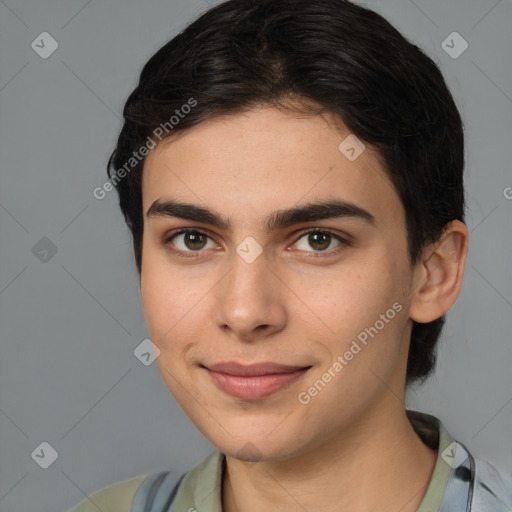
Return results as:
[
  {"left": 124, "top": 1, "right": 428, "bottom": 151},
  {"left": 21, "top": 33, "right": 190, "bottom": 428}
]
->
[{"left": 213, "top": 247, "right": 287, "bottom": 342}]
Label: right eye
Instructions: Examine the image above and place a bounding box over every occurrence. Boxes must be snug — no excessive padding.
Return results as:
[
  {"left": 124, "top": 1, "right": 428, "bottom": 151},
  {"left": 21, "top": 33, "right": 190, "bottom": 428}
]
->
[{"left": 162, "top": 228, "right": 221, "bottom": 259}]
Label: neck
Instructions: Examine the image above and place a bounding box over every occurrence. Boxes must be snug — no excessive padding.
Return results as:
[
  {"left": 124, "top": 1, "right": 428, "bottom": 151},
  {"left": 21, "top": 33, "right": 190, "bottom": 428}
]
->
[{"left": 222, "top": 404, "right": 437, "bottom": 512}]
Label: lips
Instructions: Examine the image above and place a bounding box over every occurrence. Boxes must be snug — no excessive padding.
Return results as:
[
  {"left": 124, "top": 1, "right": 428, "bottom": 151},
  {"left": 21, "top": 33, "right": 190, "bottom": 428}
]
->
[
  {"left": 204, "top": 361, "right": 310, "bottom": 376},
  {"left": 202, "top": 361, "right": 312, "bottom": 400}
]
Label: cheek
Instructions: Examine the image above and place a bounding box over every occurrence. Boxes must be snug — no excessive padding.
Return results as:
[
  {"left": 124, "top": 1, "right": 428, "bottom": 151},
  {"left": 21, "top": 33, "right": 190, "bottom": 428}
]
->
[
  {"left": 308, "top": 256, "right": 407, "bottom": 363},
  {"left": 140, "top": 246, "right": 181, "bottom": 345},
  {"left": 309, "top": 261, "right": 392, "bottom": 322},
  {"left": 299, "top": 303, "right": 408, "bottom": 416},
  {"left": 140, "top": 247, "right": 212, "bottom": 350}
]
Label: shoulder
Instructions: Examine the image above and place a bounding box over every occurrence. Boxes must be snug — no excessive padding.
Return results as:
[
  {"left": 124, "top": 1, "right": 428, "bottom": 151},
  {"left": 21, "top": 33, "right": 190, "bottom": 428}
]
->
[
  {"left": 67, "top": 473, "right": 149, "bottom": 512},
  {"left": 472, "top": 456, "right": 512, "bottom": 511}
]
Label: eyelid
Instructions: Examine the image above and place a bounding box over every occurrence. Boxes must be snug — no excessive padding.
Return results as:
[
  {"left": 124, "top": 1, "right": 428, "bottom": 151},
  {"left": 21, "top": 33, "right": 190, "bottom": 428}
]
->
[{"left": 162, "top": 227, "right": 352, "bottom": 257}]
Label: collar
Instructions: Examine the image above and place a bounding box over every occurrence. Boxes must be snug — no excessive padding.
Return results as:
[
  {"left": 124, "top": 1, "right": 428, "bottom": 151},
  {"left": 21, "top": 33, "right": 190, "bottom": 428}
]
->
[{"left": 171, "top": 410, "right": 457, "bottom": 512}]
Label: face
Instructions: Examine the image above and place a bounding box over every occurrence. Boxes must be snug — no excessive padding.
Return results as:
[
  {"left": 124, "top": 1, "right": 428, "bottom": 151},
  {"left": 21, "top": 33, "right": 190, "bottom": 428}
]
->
[{"left": 140, "top": 106, "right": 418, "bottom": 462}]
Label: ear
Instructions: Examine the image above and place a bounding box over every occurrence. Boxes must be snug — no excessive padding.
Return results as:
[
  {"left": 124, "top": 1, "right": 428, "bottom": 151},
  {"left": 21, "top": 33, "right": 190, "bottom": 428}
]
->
[{"left": 409, "top": 220, "right": 469, "bottom": 323}]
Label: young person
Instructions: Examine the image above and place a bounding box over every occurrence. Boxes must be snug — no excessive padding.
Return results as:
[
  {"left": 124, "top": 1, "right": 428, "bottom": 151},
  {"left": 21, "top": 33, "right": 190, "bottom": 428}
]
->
[{"left": 69, "top": 0, "right": 512, "bottom": 510}]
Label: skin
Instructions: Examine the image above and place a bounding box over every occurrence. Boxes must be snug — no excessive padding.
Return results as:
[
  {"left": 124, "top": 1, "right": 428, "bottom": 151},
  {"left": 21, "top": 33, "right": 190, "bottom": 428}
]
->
[{"left": 139, "top": 106, "right": 469, "bottom": 512}]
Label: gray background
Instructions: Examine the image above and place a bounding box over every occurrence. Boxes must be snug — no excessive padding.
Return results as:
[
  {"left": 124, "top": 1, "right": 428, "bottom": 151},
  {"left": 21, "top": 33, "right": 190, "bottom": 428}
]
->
[{"left": 0, "top": 0, "right": 511, "bottom": 510}]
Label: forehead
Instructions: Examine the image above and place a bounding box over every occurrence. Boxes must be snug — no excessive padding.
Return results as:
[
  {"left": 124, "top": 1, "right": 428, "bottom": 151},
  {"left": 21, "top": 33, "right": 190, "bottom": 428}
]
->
[{"left": 141, "top": 107, "right": 403, "bottom": 229}]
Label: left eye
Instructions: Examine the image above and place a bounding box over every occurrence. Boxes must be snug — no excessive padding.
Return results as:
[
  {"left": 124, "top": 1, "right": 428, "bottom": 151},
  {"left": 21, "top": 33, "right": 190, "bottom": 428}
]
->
[{"left": 293, "top": 230, "right": 346, "bottom": 253}]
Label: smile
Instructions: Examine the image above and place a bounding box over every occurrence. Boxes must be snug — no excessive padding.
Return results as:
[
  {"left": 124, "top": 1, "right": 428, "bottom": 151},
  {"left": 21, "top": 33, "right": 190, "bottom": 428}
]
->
[{"left": 202, "top": 364, "right": 312, "bottom": 400}]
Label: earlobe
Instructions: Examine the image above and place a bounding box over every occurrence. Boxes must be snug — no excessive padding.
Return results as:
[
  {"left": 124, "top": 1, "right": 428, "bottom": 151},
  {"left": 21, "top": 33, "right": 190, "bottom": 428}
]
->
[{"left": 409, "top": 220, "right": 469, "bottom": 324}]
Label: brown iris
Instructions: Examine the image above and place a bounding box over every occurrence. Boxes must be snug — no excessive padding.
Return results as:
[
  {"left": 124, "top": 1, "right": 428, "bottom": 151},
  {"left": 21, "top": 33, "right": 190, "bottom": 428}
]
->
[
  {"left": 307, "top": 232, "right": 331, "bottom": 251},
  {"left": 183, "top": 231, "right": 208, "bottom": 250}
]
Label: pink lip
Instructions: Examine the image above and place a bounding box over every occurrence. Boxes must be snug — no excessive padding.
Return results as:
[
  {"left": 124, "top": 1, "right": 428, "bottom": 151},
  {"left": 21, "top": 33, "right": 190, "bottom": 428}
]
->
[{"left": 202, "top": 361, "right": 312, "bottom": 400}]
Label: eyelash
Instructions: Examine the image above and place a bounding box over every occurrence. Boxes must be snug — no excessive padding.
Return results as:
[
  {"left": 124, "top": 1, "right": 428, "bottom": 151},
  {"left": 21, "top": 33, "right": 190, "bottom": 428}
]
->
[{"left": 162, "top": 228, "right": 351, "bottom": 259}]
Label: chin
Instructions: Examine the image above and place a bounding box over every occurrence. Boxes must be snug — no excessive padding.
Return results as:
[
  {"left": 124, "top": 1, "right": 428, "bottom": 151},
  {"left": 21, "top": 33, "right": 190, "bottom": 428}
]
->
[{"left": 209, "top": 429, "right": 308, "bottom": 463}]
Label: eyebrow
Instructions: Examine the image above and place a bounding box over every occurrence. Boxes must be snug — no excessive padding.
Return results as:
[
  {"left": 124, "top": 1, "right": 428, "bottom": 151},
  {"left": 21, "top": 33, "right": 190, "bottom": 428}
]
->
[{"left": 146, "top": 198, "right": 376, "bottom": 231}]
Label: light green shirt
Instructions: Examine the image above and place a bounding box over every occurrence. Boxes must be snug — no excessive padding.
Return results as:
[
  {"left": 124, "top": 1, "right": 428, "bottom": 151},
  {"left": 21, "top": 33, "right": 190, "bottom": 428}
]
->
[{"left": 68, "top": 411, "right": 455, "bottom": 512}]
